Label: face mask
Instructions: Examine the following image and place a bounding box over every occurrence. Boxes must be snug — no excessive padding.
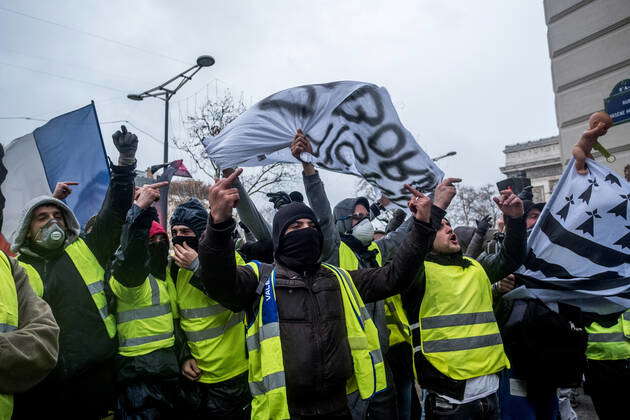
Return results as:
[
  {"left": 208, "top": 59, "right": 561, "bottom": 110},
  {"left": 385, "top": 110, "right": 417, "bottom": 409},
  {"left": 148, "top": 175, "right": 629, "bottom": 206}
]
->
[
  {"left": 33, "top": 219, "right": 66, "bottom": 250},
  {"left": 351, "top": 218, "right": 374, "bottom": 246},
  {"left": 276, "top": 228, "right": 322, "bottom": 271},
  {"left": 148, "top": 241, "right": 169, "bottom": 277},
  {"left": 172, "top": 235, "right": 199, "bottom": 251}
]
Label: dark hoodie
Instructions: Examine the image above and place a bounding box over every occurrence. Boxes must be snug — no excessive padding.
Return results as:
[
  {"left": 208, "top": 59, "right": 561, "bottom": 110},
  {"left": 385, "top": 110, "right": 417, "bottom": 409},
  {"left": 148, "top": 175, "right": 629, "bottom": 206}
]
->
[
  {"left": 198, "top": 201, "right": 435, "bottom": 416},
  {"left": 12, "top": 163, "right": 135, "bottom": 419}
]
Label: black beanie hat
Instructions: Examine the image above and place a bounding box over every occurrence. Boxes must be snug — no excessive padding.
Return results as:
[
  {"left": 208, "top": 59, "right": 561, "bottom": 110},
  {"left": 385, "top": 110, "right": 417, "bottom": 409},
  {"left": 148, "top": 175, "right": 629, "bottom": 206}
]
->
[
  {"left": 272, "top": 202, "right": 322, "bottom": 253},
  {"left": 169, "top": 198, "right": 208, "bottom": 238}
]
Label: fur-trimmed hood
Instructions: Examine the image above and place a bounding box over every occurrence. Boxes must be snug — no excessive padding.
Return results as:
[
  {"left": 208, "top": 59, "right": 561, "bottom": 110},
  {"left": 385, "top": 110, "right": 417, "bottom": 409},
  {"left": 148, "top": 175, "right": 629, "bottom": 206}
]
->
[{"left": 11, "top": 196, "right": 81, "bottom": 254}]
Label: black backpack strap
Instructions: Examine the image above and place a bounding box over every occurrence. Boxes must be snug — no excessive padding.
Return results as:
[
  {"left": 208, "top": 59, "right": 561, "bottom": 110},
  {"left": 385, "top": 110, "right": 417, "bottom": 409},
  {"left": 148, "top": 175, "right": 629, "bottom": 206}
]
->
[{"left": 255, "top": 262, "right": 273, "bottom": 296}]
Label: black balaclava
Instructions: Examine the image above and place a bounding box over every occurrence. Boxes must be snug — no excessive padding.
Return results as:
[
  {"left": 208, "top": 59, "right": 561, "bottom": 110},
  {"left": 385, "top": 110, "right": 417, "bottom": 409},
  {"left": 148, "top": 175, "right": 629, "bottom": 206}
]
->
[
  {"left": 147, "top": 220, "right": 169, "bottom": 277},
  {"left": 169, "top": 198, "right": 208, "bottom": 251},
  {"left": 149, "top": 241, "right": 169, "bottom": 277},
  {"left": 272, "top": 202, "right": 323, "bottom": 272}
]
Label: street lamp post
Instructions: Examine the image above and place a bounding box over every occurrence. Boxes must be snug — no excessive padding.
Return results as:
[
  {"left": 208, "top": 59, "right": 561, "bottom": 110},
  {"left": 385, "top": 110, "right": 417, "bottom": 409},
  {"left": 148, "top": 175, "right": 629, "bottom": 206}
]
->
[
  {"left": 127, "top": 55, "right": 215, "bottom": 165},
  {"left": 432, "top": 151, "right": 457, "bottom": 162}
]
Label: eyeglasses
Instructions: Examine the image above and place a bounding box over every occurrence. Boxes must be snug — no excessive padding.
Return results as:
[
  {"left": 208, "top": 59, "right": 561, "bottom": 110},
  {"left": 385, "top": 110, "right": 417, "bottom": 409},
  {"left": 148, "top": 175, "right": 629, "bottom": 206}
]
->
[{"left": 341, "top": 213, "right": 369, "bottom": 222}]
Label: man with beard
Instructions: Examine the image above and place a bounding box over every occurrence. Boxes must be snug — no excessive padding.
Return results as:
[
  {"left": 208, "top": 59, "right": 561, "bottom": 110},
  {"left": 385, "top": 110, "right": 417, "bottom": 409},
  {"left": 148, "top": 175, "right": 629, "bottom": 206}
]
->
[
  {"left": 11, "top": 125, "right": 138, "bottom": 419},
  {"left": 404, "top": 181, "right": 526, "bottom": 419},
  {"left": 108, "top": 182, "right": 181, "bottom": 418},
  {"left": 199, "top": 168, "right": 435, "bottom": 420},
  {"left": 170, "top": 199, "right": 251, "bottom": 420},
  {"left": 291, "top": 130, "right": 417, "bottom": 420}
]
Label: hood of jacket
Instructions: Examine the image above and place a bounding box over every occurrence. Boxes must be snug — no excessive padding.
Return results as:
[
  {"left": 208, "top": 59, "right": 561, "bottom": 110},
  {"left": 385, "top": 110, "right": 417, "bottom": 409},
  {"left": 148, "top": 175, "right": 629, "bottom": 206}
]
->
[
  {"left": 169, "top": 198, "right": 208, "bottom": 238},
  {"left": 333, "top": 196, "right": 370, "bottom": 235},
  {"left": 11, "top": 196, "right": 81, "bottom": 254}
]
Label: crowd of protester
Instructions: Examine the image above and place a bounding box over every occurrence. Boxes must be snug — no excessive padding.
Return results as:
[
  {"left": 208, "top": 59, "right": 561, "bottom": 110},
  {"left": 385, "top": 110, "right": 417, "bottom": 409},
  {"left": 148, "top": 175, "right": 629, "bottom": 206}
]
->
[{"left": 0, "top": 122, "right": 627, "bottom": 420}]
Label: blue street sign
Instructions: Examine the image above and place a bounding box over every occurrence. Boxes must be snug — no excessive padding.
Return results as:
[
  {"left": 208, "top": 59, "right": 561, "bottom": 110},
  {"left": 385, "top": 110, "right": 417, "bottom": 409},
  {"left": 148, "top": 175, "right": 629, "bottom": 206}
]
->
[{"left": 604, "top": 79, "right": 630, "bottom": 125}]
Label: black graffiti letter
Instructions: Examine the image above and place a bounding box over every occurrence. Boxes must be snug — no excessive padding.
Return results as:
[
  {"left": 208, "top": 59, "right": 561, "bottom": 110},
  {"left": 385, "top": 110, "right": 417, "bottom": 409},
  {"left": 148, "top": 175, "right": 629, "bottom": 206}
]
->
[
  {"left": 379, "top": 151, "right": 432, "bottom": 182},
  {"left": 332, "top": 85, "right": 385, "bottom": 126},
  {"left": 367, "top": 124, "right": 406, "bottom": 158},
  {"left": 258, "top": 86, "right": 316, "bottom": 118}
]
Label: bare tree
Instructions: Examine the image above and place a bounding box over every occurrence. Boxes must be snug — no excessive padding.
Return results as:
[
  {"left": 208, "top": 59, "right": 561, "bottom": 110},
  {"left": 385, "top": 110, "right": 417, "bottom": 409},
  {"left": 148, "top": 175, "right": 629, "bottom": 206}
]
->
[
  {"left": 448, "top": 183, "right": 500, "bottom": 227},
  {"left": 174, "top": 90, "right": 298, "bottom": 196},
  {"left": 168, "top": 179, "right": 210, "bottom": 208}
]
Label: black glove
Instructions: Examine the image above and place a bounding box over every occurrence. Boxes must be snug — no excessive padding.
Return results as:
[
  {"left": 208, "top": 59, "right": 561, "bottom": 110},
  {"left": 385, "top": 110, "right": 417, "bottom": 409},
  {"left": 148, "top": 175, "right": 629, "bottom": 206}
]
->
[
  {"left": 385, "top": 209, "right": 406, "bottom": 233},
  {"left": 267, "top": 191, "right": 292, "bottom": 209},
  {"left": 369, "top": 202, "right": 382, "bottom": 219},
  {"left": 112, "top": 125, "right": 138, "bottom": 166},
  {"left": 475, "top": 215, "right": 492, "bottom": 235}
]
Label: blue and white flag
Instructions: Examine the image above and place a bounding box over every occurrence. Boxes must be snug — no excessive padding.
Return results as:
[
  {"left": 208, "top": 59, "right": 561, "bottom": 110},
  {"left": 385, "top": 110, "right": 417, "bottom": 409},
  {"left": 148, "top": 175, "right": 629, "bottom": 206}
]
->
[
  {"left": 204, "top": 81, "right": 443, "bottom": 206},
  {"left": 0, "top": 103, "right": 110, "bottom": 241},
  {"left": 515, "top": 158, "right": 630, "bottom": 314}
]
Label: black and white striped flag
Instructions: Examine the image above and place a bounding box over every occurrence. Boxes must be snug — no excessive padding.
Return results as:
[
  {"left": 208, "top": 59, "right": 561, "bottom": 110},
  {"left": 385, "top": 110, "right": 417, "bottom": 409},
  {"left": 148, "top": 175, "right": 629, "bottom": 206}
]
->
[{"left": 515, "top": 158, "right": 630, "bottom": 315}]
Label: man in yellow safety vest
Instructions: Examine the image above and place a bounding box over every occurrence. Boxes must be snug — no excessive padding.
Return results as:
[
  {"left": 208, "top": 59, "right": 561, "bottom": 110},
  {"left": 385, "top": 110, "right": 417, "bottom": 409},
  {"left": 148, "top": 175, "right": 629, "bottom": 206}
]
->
[
  {"left": 403, "top": 178, "right": 527, "bottom": 419},
  {"left": 11, "top": 125, "right": 138, "bottom": 419},
  {"left": 198, "top": 168, "right": 435, "bottom": 420}
]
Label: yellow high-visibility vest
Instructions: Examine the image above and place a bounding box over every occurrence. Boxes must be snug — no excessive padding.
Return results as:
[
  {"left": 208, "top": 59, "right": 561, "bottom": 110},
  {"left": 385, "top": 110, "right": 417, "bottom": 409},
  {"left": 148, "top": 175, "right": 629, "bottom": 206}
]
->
[
  {"left": 110, "top": 272, "right": 178, "bottom": 357},
  {"left": 586, "top": 310, "right": 630, "bottom": 361},
  {"left": 0, "top": 252, "right": 18, "bottom": 420},
  {"left": 19, "top": 262, "right": 43, "bottom": 298},
  {"left": 20, "top": 239, "right": 116, "bottom": 338},
  {"left": 416, "top": 258, "right": 510, "bottom": 380},
  {"left": 338, "top": 241, "right": 411, "bottom": 346},
  {"left": 245, "top": 261, "right": 386, "bottom": 420},
  {"left": 175, "top": 253, "right": 248, "bottom": 384}
]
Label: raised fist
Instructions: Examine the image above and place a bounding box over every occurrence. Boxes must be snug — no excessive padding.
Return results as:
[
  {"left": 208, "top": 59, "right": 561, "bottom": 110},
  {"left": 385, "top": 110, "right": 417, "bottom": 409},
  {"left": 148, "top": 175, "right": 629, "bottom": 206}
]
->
[{"left": 112, "top": 125, "right": 138, "bottom": 166}]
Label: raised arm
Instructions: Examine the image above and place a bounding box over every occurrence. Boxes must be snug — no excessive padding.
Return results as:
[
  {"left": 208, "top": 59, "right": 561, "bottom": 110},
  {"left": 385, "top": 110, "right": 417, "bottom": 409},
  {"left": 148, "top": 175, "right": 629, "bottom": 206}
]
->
[
  {"left": 351, "top": 186, "right": 434, "bottom": 303},
  {"left": 375, "top": 213, "right": 413, "bottom": 263},
  {"left": 292, "top": 129, "right": 340, "bottom": 265},
  {"left": 465, "top": 215, "right": 492, "bottom": 259},
  {"left": 223, "top": 168, "right": 272, "bottom": 242},
  {"left": 84, "top": 125, "right": 138, "bottom": 266},
  {"left": 478, "top": 190, "right": 526, "bottom": 283},
  {"left": 198, "top": 168, "right": 260, "bottom": 312},
  {"left": 110, "top": 184, "right": 165, "bottom": 289},
  {"left": 0, "top": 257, "right": 59, "bottom": 394}
]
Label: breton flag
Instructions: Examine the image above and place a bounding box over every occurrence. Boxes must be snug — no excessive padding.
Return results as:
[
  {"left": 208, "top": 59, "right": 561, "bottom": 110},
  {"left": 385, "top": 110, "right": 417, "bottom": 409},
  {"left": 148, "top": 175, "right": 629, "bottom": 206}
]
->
[
  {"left": 204, "top": 81, "right": 444, "bottom": 206},
  {"left": 0, "top": 103, "right": 110, "bottom": 243},
  {"left": 515, "top": 158, "right": 630, "bottom": 315}
]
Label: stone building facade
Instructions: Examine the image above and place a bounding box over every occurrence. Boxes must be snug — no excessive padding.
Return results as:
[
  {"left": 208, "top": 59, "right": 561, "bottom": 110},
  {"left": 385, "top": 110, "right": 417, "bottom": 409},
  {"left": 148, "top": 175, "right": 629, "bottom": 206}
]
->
[
  {"left": 500, "top": 136, "right": 562, "bottom": 202},
  {"left": 543, "top": 0, "right": 630, "bottom": 178}
]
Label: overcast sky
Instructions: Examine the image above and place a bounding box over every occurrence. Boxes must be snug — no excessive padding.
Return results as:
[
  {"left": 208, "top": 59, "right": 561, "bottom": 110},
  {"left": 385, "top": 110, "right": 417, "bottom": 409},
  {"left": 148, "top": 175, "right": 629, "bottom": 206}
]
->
[{"left": 0, "top": 0, "right": 557, "bottom": 206}]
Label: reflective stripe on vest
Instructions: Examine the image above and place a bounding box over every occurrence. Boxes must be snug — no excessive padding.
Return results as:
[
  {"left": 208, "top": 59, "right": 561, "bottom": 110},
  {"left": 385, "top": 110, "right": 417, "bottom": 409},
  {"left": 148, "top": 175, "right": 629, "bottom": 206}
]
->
[
  {"left": 111, "top": 273, "right": 176, "bottom": 356},
  {"left": 586, "top": 310, "right": 630, "bottom": 361},
  {"left": 18, "top": 262, "right": 44, "bottom": 298},
  {"left": 0, "top": 252, "right": 18, "bottom": 420},
  {"left": 338, "top": 241, "right": 411, "bottom": 347},
  {"left": 415, "top": 258, "right": 509, "bottom": 381},
  {"left": 64, "top": 239, "right": 116, "bottom": 338},
  {"left": 175, "top": 253, "right": 248, "bottom": 384},
  {"left": 245, "top": 261, "right": 386, "bottom": 420}
]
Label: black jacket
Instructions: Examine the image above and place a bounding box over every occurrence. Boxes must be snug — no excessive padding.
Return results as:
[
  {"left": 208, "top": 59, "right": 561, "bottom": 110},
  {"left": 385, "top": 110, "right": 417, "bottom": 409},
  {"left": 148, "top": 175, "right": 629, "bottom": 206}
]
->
[
  {"left": 14, "top": 163, "right": 135, "bottom": 418},
  {"left": 198, "top": 216, "right": 434, "bottom": 416},
  {"left": 17, "top": 163, "right": 135, "bottom": 384},
  {"left": 403, "top": 206, "right": 527, "bottom": 400}
]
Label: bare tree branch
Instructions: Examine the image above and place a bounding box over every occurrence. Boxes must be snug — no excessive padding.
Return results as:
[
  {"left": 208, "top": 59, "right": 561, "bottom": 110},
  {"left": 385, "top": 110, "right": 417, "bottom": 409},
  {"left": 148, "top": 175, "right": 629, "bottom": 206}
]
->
[{"left": 173, "top": 89, "right": 298, "bottom": 195}]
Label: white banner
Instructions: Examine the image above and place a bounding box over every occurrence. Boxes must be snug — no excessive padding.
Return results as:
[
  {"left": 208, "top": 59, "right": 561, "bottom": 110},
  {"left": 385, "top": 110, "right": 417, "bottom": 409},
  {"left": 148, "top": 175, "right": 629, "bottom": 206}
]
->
[{"left": 203, "top": 81, "right": 444, "bottom": 204}]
